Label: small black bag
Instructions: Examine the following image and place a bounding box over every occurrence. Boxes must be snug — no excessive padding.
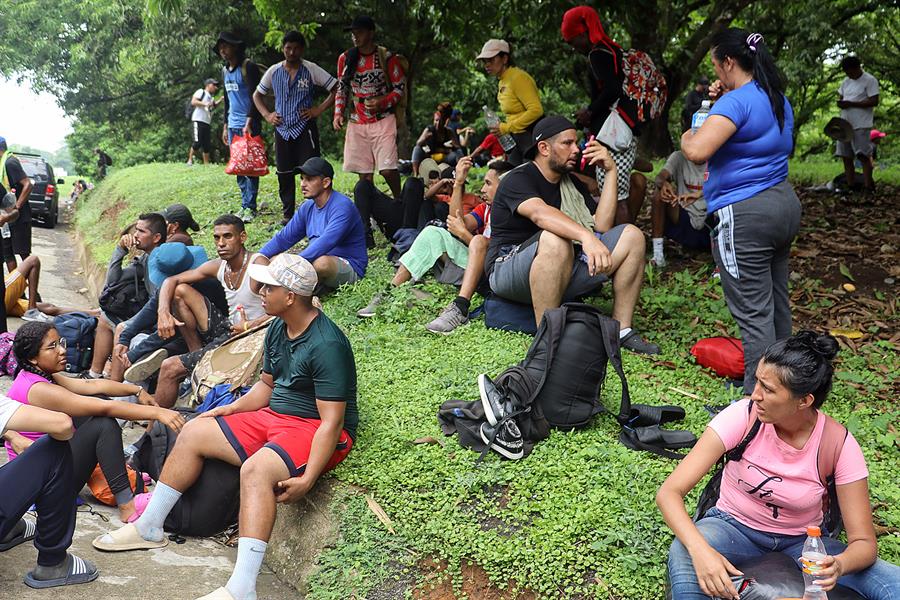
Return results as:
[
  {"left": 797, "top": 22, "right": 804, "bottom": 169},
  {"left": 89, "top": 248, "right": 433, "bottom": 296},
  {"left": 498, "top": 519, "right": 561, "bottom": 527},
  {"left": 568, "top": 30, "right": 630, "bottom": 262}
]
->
[{"left": 98, "top": 260, "right": 149, "bottom": 322}]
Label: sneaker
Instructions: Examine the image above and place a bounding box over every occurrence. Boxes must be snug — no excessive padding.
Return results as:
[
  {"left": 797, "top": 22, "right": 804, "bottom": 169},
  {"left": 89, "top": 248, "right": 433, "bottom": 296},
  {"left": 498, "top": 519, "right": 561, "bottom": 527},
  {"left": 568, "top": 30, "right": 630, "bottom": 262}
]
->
[
  {"left": 425, "top": 303, "right": 469, "bottom": 334},
  {"left": 123, "top": 348, "right": 168, "bottom": 383},
  {"left": 241, "top": 209, "right": 256, "bottom": 223},
  {"left": 479, "top": 420, "right": 524, "bottom": 460},
  {"left": 478, "top": 373, "right": 507, "bottom": 426},
  {"left": 620, "top": 330, "right": 661, "bottom": 355},
  {"left": 21, "top": 308, "right": 53, "bottom": 323},
  {"left": 357, "top": 293, "right": 383, "bottom": 318}
]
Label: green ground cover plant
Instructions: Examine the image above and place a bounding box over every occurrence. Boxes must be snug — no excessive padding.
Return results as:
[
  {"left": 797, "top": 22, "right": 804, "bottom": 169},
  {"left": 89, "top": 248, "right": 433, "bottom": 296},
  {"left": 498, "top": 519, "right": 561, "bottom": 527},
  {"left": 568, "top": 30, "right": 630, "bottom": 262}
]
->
[{"left": 76, "top": 163, "right": 899, "bottom": 598}]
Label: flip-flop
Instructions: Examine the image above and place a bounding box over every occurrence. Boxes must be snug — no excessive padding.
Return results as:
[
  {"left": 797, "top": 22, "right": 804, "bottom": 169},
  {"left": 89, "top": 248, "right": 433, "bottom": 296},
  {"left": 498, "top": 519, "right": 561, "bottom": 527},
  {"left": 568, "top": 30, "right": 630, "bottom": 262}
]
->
[
  {"left": 92, "top": 523, "right": 168, "bottom": 552},
  {"left": 24, "top": 553, "right": 99, "bottom": 588},
  {"left": 0, "top": 517, "right": 36, "bottom": 551},
  {"left": 626, "top": 404, "right": 686, "bottom": 428},
  {"left": 196, "top": 587, "right": 237, "bottom": 600}
]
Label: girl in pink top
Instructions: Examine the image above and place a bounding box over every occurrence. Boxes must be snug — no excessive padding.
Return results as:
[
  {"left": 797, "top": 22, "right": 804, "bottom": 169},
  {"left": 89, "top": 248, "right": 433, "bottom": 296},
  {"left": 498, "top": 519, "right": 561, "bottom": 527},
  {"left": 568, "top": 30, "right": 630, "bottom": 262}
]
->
[
  {"left": 657, "top": 331, "right": 900, "bottom": 599},
  {"left": 2, "top": 321, "right": 187, "bottom": 523}
]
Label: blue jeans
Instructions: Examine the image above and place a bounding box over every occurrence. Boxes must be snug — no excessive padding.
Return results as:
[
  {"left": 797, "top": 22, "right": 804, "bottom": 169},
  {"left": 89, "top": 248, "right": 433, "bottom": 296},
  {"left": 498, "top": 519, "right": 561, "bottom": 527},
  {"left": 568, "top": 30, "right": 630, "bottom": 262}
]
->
[
  {"left": 228, "top": 126, "right": 260, "bottom": 211},
  {"left": 668, "top": 507, "right": 900, "bottom": 599}
]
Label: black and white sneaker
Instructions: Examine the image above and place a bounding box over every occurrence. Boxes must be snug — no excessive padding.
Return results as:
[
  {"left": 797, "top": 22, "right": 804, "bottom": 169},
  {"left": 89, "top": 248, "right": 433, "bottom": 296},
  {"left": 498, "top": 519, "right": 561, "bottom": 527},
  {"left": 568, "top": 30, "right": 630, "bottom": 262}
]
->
[
  {"left": 479, "top": 420, "right": 524, "bottom": 460},
  {"left": 478, "top": 374, "right": 506, "bottom": 426}
]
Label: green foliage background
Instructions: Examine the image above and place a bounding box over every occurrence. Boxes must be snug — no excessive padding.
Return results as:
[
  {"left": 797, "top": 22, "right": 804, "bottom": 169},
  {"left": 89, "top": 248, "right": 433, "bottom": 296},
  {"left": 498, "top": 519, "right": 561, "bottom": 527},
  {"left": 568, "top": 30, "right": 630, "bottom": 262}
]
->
[
  {"left": 1, "top": 0, "right": 898, "bottom": 175},
  {"left": 74, "top": 162, "right": 900, "bottom": 598}
]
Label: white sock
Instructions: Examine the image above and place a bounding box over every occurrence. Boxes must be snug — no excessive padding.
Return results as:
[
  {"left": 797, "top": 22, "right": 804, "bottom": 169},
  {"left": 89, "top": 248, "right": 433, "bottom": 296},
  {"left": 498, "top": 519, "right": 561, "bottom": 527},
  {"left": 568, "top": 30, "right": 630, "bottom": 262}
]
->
[
  {"left": 134, "top": 482, "right": 181, "bottom": 541},
  {"left": 652, "top": 238, "right": 664, "bottom": 262},
  {"left": 619, "top": 327, "right": 633, "bottom": 340},
  {"left": 88, "top": 370, "right": 103, "bottom": 379},
  {"left": 225, "top": 537, "right": 267, "bottom": 600}
]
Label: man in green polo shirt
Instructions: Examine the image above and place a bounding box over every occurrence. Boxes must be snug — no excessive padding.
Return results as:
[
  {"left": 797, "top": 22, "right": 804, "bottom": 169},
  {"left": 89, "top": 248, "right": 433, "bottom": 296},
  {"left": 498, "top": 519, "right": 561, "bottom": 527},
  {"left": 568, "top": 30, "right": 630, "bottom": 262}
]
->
[{"left": 94, "top": 254, "right": 357, "bottom": 600}]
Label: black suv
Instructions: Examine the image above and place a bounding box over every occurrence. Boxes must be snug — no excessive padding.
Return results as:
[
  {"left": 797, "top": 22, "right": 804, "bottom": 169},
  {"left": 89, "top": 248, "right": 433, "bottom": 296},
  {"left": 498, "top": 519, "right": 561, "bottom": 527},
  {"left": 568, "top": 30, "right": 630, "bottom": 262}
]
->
[{"left": 16, "top": 152, "right": 62, "bottom": 228}]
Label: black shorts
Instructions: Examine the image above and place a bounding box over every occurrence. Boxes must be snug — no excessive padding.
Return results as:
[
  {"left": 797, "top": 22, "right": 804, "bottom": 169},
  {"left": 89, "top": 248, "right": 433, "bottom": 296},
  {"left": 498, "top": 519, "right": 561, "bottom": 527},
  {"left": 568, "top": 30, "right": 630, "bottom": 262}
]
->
[
  {"left": 8, "top": 219, "right": 32, "bottom": 256},
  {"left": 275, "top": 122, "right": 320, "bottom": 174},
  {"left": 191, "top": 121, "right": 212, "bottom": 153},
  {"left": 178, "top": 298, "right": 231, "bottom": 372}
]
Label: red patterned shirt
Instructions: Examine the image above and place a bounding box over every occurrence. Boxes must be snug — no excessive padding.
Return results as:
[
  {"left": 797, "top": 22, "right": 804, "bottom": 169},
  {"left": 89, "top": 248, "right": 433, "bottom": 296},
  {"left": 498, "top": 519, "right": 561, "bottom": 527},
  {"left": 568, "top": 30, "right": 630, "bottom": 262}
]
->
[{"left": 334, "top": 49, "right": 405, "bottom": 125}]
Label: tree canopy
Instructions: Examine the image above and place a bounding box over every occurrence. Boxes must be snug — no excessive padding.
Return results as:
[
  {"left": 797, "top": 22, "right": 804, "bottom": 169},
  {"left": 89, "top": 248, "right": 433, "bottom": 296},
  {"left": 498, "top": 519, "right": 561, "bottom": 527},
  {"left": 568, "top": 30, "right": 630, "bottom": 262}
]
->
[{"left": 1, "top": 0, "right": 896, "bottom": 173}]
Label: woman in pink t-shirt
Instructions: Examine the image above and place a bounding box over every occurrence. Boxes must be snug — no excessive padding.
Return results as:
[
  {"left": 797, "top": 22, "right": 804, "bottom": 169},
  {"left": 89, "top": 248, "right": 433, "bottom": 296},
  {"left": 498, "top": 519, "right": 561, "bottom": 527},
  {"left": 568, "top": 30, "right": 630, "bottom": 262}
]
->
[
  {"left": 657, "top": 331, "right": 900, "bottom": 599},
  {"left": 3, "top": 322, "right": 187, "bottom": 523}
]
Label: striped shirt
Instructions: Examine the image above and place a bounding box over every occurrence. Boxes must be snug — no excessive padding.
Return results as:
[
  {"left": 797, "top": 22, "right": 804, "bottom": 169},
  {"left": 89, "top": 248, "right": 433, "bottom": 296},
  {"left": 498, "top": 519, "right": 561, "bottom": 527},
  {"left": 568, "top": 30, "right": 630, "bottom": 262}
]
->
[{"left": 257, "top": 60, "right": 336, "bottom": 140}]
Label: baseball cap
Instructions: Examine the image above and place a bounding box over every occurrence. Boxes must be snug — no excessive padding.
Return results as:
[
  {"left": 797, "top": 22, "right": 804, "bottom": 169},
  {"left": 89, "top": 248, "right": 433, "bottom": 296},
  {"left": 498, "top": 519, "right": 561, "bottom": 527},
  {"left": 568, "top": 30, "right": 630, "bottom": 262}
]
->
[
  {"left": 476, "top": 39, "right": 510, "bottom": 60},
  {"left": 524, "top": 116, "right": 578, "bottom": 159},
  {"left": 298, "top": 157, "right": 334, "bottom": 179},
  {"left": 870, "top": 129, "right": 887, "bottom": 141},
  {"left": 148, "top": 243, "right": 209, "bottom": 287},
  {"left": 212, "top": 31, "right": 245, "bottom": 55},
  {"left": 204, "top": 78, "right": 219, "bottom": 86},
  {"left": 345, "top": 15, "right": 376, "bottom": 31},
  {"left": 160, "top": 204, "right": 200, "bottom": 231},
  {"left": 824, "top": 117, "right": 853, "bottom": 143},
  {"left": 248, "top": 254, "right": 317, "bottom": 296}
]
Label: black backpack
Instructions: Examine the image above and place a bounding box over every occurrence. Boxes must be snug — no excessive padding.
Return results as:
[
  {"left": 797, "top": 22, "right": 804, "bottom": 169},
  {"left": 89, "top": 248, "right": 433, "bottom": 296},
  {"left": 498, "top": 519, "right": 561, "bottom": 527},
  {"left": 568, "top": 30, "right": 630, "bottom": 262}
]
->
[
  {"left": 98, "top": 260, "right": 150, "bottom": 322},
  {"left": 130, "top": 410, "right": 241, "bottom": 537}
]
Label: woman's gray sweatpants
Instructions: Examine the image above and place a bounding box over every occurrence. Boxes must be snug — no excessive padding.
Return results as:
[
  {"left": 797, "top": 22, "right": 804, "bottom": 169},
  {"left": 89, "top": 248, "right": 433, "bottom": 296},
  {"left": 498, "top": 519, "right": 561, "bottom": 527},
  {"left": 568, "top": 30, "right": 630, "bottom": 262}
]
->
[{"left": 711, "top": 180, "right": 801, "bottom": 393}]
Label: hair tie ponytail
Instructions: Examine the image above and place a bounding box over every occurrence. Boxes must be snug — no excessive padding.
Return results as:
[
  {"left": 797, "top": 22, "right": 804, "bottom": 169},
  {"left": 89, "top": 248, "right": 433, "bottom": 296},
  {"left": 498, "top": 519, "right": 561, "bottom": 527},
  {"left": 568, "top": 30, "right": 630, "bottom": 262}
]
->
[{"left": 746, "top": 33, "right": 764, "bottom": 54}]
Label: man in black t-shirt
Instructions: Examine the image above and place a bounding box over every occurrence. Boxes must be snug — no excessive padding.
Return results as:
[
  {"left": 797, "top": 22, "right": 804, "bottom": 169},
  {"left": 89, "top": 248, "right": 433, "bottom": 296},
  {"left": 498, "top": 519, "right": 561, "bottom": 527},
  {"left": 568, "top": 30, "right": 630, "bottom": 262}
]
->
[
  {"left": 486, "top": 116, "right": 658, "bottom": 354},
  {"left": 0, "top": 136, "right": 34, "bottom": 331},
  {"left": 681, "top": 76, "right": 709, "bottom": 132}
]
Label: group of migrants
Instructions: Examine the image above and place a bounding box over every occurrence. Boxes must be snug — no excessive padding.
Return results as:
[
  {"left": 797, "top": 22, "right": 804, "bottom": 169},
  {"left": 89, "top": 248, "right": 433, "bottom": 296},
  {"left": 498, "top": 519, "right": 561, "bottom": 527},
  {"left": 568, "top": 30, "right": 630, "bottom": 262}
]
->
[{"left": 1, "top": 5, "right": 896, "bottom": 600}]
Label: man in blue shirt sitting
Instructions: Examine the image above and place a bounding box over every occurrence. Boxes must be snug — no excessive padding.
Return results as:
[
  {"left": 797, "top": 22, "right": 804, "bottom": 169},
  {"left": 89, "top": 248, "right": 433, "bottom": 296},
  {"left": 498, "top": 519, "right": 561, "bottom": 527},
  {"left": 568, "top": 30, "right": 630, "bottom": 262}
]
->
[{"left": 258, "top": 157, "right": 367, "bottom": 294}]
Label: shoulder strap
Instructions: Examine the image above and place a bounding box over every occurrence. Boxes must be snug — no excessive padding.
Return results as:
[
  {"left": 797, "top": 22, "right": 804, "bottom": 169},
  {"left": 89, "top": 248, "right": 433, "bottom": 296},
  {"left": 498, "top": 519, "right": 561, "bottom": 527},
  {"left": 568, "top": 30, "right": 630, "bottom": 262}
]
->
[
  {"left": 725, "top": 401, "right": 762, "bottom": 462},
  {"left": 817, "top": 413, "right": 848, "bottom": 486}
]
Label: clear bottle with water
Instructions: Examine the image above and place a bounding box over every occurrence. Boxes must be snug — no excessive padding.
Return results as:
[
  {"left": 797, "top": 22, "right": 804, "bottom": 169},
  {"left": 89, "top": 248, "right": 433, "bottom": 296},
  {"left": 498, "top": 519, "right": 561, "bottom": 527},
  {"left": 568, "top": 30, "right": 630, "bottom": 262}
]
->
[
  {"left": 800, "top": 525, "right": 828, "bottom": 600},
  {"left": 691, "top": 100, "right": 711, "bottom": 133},
  {"left": 1, "top": 223, "right": 10, "bottom": 239},
  {"left": 483, "top": 105, "right": 517, "bottom": 151}
]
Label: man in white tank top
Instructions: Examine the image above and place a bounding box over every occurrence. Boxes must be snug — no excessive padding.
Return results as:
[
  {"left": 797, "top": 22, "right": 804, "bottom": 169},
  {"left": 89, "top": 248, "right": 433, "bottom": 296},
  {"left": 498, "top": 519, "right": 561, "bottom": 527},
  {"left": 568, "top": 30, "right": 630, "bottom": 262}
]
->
[{"left": 132, "top": 214, "right": 269, "bottom": 408}]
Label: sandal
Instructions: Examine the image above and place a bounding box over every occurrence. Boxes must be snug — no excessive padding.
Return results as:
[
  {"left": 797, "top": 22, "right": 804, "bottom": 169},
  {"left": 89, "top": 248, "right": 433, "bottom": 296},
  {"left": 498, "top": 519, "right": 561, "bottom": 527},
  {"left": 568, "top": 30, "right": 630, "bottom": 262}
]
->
[
  {"left": 0, "top": 517, "right": 36, "bottom": 551},
  {"left": 24, "top": 552, "right": 99, "bottom": 588},
  {"left": 625, "top": 404, "right": 685, "bottom": 428}
]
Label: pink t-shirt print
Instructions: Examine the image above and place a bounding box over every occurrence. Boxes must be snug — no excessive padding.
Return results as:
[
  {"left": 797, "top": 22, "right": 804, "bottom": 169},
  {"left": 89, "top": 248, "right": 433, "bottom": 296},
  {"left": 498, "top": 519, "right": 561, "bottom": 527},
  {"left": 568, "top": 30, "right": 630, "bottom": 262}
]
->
[{"left": 708, "top": 399, "right": 868, "bottom": 535}]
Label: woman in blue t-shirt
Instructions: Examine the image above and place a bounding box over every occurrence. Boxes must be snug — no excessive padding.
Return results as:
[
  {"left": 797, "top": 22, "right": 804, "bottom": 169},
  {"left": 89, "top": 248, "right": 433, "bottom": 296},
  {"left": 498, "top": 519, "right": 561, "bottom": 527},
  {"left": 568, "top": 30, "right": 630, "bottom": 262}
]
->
[{"left": 681, "top": 28, "right": 801, "bottom": 394}]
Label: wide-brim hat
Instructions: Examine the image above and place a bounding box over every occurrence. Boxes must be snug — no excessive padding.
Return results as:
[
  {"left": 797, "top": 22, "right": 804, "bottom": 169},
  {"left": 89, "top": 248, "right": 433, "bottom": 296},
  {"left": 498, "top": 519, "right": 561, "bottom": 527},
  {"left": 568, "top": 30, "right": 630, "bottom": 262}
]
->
[{"left": 824, "top": 117, "right": 853, "bottom": 143}]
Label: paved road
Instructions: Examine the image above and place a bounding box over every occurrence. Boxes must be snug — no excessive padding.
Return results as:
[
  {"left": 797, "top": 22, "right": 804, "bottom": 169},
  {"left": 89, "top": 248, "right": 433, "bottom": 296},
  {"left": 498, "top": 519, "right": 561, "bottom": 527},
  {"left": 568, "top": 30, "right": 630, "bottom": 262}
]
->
[{"left": 0, "top": 224, "right": 298, "bottom": 599}]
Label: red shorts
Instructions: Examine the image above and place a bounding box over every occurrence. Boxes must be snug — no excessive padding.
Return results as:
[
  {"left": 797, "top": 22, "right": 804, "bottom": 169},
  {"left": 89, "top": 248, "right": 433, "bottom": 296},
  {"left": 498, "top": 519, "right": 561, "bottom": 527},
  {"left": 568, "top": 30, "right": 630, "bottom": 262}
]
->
[{"left": 216, "top": 407, "right": 353, "bottom": 477}]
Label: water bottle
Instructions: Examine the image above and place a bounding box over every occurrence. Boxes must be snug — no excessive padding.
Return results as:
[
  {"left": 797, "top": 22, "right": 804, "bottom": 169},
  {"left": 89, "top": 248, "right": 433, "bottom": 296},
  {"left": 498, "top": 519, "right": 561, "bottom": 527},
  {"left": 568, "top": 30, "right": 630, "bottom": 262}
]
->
[
  {"left": 691, "top": 100, "right": 711, "bottom": 133},
  {"left": 482, "top": 105, "right": 517, "bottom": 152},
  {"left": 1, "top": 223, "right": 9, "bottom": 239},
  {"left": 800, "top": 526, "right": 828, "bottom": 600}
]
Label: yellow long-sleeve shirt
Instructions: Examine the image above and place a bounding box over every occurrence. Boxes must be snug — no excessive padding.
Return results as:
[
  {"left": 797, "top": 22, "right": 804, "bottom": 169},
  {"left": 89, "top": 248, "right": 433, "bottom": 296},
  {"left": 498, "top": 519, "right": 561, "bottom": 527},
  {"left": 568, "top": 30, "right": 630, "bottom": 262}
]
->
[{"left": 497, "top": 66, "right": 543, "bottom": 135}]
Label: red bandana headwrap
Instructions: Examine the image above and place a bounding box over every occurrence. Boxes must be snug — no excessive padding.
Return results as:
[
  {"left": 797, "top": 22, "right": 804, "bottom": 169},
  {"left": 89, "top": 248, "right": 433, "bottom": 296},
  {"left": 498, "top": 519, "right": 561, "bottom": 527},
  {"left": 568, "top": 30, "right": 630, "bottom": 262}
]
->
[{"left": 561, "top": 6, "right": 622, "bottom": 68}]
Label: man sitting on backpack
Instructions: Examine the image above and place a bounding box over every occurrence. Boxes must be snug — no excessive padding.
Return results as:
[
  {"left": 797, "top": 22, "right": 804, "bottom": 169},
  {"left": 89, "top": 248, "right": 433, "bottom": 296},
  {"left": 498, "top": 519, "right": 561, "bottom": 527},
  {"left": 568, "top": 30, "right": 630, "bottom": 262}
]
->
[
  {"left": 95, "top": 254, "right": 358, "bottom": 600},
  {"left": 87, "top": 213, "right": 166, "bottom": 380},
  {"left": 486, "top": 116, "right": 658, "bottom": 354},
  {"left": 131, "top": 214, "right": 269, "bottom": 407}
]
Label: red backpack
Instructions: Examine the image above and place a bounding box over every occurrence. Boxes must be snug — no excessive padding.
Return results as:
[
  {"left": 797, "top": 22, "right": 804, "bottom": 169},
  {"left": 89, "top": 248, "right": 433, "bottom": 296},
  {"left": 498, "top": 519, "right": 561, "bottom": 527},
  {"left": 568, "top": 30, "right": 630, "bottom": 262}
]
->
[{"left": 691, "top": 336, "right": 744, "bottom": 380}]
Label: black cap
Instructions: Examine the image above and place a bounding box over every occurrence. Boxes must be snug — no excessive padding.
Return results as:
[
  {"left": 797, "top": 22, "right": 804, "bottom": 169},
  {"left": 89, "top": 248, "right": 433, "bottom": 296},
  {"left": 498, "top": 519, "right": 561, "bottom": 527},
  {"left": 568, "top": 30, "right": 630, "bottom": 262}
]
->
[
  {"left": 160, "top": 204, "right": 200, "bottom": 231},
  {"left": 344, "top": 15, "right": 376, "bottom": 31},
  {"left": 298, "top": 157, "right": 334, "bottom": 179},
  {"left": 212, "top": 31, "right": 246, "bottom": 55},
  {"left": 524, "top": 116, "right": 578, "bottom": 159},
  {"left": 204, "top": 78, "right": 219, "bottom": 86}
]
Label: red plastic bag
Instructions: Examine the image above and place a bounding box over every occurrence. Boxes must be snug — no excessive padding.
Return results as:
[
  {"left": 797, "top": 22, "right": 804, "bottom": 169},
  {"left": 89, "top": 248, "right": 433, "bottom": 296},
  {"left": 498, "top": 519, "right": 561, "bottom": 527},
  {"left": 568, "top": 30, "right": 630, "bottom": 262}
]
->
[
  {"left": 225, "top": 133, "right": 269, "bottom": 177},
  {"left": 690, "top": 336, "right": 744, "bottom": 379}
]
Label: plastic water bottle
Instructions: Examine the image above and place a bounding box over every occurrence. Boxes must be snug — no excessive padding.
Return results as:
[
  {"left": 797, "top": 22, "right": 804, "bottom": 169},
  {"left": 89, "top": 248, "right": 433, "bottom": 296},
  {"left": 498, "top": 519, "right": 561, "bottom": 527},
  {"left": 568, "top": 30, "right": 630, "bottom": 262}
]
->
[
  {"left": 482, "top": 105, "right": 517, "bottom": 152},
  {"left": 691, "top": 100, "right": 711, "bottom": 133},
  {"left": 1, "top": 223, "right": 9, "bottom": 239},
  {"left": 800, "top": 526, "right": 828, "bottom": 599}
]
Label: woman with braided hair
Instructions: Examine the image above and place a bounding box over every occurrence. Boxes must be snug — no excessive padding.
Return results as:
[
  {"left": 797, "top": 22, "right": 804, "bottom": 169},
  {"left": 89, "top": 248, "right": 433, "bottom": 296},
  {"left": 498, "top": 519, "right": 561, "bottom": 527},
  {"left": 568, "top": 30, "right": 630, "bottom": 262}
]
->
[
  {"left": 658, "top": 331, "right": 900, "bottom": 599},
  {"left": 3, "top": 321, "right": 186, "bottom": 523},
  {"left": 680, "top": 27, "right": 802, "bottom": 395}
]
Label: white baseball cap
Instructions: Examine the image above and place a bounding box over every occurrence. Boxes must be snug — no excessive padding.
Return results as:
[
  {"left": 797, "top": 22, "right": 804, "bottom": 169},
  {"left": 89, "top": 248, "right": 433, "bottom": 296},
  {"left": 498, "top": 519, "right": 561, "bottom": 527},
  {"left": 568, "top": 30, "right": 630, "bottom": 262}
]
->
[
  {"left": 248, "top": 254, "right": 317, "bottom": 296},
  {"left": 476, "top": 39, "right": 510, "bottom": 60}
]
